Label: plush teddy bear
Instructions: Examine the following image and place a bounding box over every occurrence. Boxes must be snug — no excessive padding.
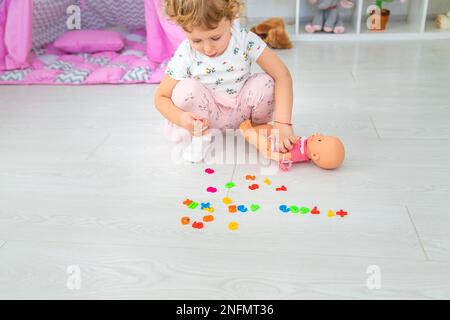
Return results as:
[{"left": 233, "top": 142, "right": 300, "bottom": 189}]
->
[
  {"left": 250, "top": 17, "right": 293, "bottom": 49},
  {"left": 435, "top": 11, "right": 450, "bottom": 30},
  {"left": 305, "top": 0, "right": 354, "bottom": 34}
]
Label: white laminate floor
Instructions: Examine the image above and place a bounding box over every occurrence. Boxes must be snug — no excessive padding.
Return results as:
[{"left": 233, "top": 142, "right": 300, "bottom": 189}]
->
[{"left": 1, "top": 40, "right": 450, "bottom": 299}]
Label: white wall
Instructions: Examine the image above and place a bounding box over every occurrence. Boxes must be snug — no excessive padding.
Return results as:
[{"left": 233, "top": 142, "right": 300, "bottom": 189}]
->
[
  {"left": 245, "top": 0, "right": 354, "bottom": 23},
  {"left": 427, "top": 0, "right": 450, "bottom": 15},
  {"left": 244, "top": 0, "right": 297, "bottom": 22},
  {"left": 245, "top": 0, "right": 450, "bottom": 22}
]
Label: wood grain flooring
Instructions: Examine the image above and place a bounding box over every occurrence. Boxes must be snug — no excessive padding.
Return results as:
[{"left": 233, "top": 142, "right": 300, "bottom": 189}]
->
[{"left": 1, "top": 40, "right": 450, "bottom": 299}]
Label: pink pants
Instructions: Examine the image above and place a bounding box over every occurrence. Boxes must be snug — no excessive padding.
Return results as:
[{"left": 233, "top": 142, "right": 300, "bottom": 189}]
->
[{"left": 168, "top": 73, "right": 275, "bottom": 133}]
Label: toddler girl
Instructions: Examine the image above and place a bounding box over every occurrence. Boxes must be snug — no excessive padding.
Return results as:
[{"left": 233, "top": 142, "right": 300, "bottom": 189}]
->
[{"left": 154, "top": 0, "right": 296, "bottom": 162}]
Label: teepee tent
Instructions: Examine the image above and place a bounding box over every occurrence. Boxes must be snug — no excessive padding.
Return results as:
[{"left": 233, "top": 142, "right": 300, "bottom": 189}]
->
[{"left": 0, "top": 0, "right": 184, "bottom": 84}]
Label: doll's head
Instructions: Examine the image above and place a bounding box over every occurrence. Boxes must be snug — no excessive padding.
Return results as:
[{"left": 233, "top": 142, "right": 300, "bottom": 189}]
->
[
  {"left": 164, "top": 0, "right": 243, "bottom": 57},
  {"left": 306, "top": 133, "right": 345, "bottom": 169}
]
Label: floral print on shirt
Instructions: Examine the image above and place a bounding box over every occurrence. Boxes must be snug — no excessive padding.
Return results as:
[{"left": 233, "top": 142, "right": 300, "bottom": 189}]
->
[
  {"left": 164, "top": 21, "right": 267, "bottom": 106},
  {"left": 205, "top": 67, "right": 216, "bottom": 74}
]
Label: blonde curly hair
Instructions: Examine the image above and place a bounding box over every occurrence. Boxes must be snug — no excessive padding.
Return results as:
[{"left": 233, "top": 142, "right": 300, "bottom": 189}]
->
[{"left": 164, "top": 0, "right": 243, "bottom": 32}]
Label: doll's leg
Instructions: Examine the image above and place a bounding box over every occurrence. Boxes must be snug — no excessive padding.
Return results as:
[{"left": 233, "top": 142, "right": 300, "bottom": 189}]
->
[
  {"left": 314, "top": 11, "right": 326, "bottom": 31},
  {"left": 333, "top": 13, "right": 346, "bottom": 33},
  {"left": 239, "top": 120, "right": 274, "bottom": 138},
  {"left": 306, "top": 11, "right": 324, "bottom": 32},
  {"left": 323, "top": 8, "right": 338, "bottom": 32}
]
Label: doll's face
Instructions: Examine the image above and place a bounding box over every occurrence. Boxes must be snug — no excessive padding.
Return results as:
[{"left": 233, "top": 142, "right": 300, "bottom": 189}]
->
[
  {"left": 185, "top": 18, "right": 232, "bottom": 58},
  {"left": 307, "top": 133, "right": 345, "bottom": 169}
]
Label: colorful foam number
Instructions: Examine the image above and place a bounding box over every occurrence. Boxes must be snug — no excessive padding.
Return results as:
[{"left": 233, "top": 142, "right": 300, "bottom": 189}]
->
[
  {"left": 181, "top": 216, "right": 190, "bottom": 225},
  {"left": 228, "top": 222, "right": 239, "bottom": 230},
  {"left": 276, "top": 185, "right": 287, "bottom": 191},
  {"left": 311, "top": 206, "right": 321, "bottom": 214},
  {"left": 206, "top": 187, "right": 217, "bottom": 193},
  {"left": 225, "top": 182, "right": 236, "bottom": 189},
  {"left": 237, "top": 205, "right": 248, "bottom": 213},
  {"left": 188, "top": 202, "right": 199, "bottom": 209},
  {"left": 204, "top": 168, "right": 215, "bottom": 174},
  {"left": 327, "top": 210, "right": 335, "bottom": 218},
  {"left": 264, "top": 178, "right": 271, "bottom": 185},
  {"left": 248, "top": 184, "right": 259, "bottom": 190},
  {"left": 300, "top": 206, "right": 310, "bottom": 214},
  {"left": 228, "top": 205, "right": 237, "bottom": 213},
  {"left": 336, "top": 209, "right": 348, "bottom": 218},
  {"left": 250, "top": 204, "right": 260, "bottom": 212},
  {"left": 245, "top": 175, "right": 256, "bottom": 181},
  {"left": 203, "top": 215, "right": 214, "bottom": 222},
  {"left": 204, "top": 207, "right": 214, "bottom": 213},
  {"left": 279, "top": 205, "right": 290, "bottom": 213},
  {"left": 222, "top": 197, "right": 233, "bottom": 205},
  {"left": 192, "top": 221, "right": 204, "bottom": 229},
  {"left": 290, "top": 205, "right": 300, "bottom": 214},
  {"left": 201, "top": 202, "right": 211, "bottom": 210},
  {"left": 183, "top": 198, "right": 199, "bottom": 209}
]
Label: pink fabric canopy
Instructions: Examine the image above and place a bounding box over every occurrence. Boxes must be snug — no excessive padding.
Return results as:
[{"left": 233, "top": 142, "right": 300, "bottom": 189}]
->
[
  {"left": 145, "top": 0, "right": 185, "bottom": 69},
  {"left": 0, "top": 0, "right": 184, "bottom": 72},
  {"left": 0, "top": 0, "right": 34, "bottom": 71}
]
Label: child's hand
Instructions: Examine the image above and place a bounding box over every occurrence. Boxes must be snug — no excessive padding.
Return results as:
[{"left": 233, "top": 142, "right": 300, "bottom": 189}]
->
[
  {"left": 273, "top": 123, "right": 297, "bottom": 153},
  {"left": 179, "top": 111, "right": 208, "bottom": 135}
]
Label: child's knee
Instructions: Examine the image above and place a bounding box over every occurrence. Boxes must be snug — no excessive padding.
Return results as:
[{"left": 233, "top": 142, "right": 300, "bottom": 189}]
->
[
  {"left": 256, "top": 73, "right": 275, "bottom": 85},
  {"left": 261, "top": 73, "right": 275, "bottom": 96},
  {"left": 248, "top": 74, "right": 275, "bottom": 123},
  {"left": 252, "top": 73, "right": 274, "bottom": 85},
  {"left": 249, "top": 73, "right": 275, "bottom": 98},
  {"left": 171, "top": 78, "right": 203, "bottom": 109}
]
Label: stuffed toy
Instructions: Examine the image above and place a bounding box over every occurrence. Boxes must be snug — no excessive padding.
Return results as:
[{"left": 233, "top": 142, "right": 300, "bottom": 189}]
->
[
  {"left": 305, "top": 0, "right": 354, "bottom": 34},
  {"left": 436, "top": 11, "right": 450, "bottom": 30},
  {"left": 250, "top": 17, "right": 293, "bottom": 49},
  {"left": 240, "top": 120, "right": 345, "bottom": 171}
]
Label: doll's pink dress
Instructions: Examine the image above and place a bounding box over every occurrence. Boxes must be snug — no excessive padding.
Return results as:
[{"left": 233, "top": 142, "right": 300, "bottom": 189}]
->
[{"left": 270, "top": 135, "right": 310, "bottom": 171}]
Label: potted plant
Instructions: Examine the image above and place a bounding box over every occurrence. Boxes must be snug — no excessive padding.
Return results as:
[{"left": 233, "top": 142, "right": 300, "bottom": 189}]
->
[{"left": 366, "top": 0, "right": 393, "bottom": 31}]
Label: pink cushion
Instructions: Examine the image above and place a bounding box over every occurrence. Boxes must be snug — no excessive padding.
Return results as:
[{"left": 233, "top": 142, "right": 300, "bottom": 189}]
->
[{"left": 53, "top": 30, "right": 125, "bottom": 54}]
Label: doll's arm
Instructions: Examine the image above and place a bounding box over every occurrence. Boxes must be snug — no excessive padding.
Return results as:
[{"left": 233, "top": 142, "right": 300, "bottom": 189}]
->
[
  {"left": 239, "top": 120, "right": 272, "bottom": 153},
  {"left": 262, "top": 147, "right": 293, "bottom": 162}
]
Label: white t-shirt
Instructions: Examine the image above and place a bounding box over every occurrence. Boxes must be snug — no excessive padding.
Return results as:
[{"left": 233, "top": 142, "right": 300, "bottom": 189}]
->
[{"left": 165, "top": 20, "right": 267, "bottom": 108}]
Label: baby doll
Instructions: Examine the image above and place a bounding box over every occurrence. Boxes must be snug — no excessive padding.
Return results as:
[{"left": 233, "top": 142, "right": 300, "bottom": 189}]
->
[
  {"left": 305, "top": 0, "right": 354, "bottom": 34},
  {"left": 239, "top": 120, "right": 345, "bottom": 171}
]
